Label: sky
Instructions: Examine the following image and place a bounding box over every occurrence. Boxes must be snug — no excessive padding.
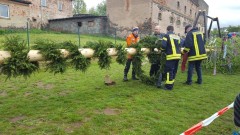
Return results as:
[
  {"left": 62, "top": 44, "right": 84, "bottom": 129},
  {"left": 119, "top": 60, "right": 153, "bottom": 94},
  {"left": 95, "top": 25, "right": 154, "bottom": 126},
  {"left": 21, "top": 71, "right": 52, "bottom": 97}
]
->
[
  {"left": 84, "top": 0, "right": 103, "bottom": 9},
  {"left": 84, "top": 0, "right": 240, "bottom": 27},
  {"left": 204, "top": 0, "right": 240, "bottom": 28}
]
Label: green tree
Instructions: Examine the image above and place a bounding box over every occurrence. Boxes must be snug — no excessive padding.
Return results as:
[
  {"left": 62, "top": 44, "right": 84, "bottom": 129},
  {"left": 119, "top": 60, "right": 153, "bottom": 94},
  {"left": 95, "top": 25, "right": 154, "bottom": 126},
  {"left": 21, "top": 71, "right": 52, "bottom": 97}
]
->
[
  {"left": 227, "top": 25, "right": 240, "bottom": 32},
  {"left": 73, "top": 0, "right": 87, "bottom": 14},
  {"left": 88, "top": 0, "right": 106, "bottom": 16}
]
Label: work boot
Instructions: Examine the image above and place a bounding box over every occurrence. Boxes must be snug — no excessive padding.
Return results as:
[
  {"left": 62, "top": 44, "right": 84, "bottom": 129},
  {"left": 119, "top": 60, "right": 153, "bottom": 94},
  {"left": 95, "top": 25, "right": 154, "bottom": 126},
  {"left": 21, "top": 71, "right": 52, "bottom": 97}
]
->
[
  {"left": 123, "top": 75, "right": 128, "bottom": 81},
  {"left": 156, "top": 73, "right": 163, "bottom": 88},
  {"left": 132, "top": 75, "right": 139, "bottom": 80}
]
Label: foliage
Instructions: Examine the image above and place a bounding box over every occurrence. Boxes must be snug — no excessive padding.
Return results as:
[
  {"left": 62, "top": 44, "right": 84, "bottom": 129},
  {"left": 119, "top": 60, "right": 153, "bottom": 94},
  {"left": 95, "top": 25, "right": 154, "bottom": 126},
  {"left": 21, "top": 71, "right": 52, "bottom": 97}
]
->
[
  {"left": 88, "top": 0, "right": 106, "bottom": 16},
  {"left": 73, "top": 0, "right": 87, "bottom": 14},
  {"left": 32, "top": 40, "right": 67, "bottom": 74},
  {"left": 0, "top": 36, "right": 39, "bottom": 79},
  {"left": 227, "top": 25, "right": 240, "bottom": 32},
  {"left": 115, "top": 44, "right": 127, "bottom": 65},
  {"left": 202, "top": 37, "right": 240, "bottom": 74},
  {"left": 60, "top": 41, "right": 91, "bottom": 72},
  {"left": 85, "top": 41, "right": 114, "bottom": 69},
  {"left": 133, "top": 36, "right": 165, "bottom": 85}
]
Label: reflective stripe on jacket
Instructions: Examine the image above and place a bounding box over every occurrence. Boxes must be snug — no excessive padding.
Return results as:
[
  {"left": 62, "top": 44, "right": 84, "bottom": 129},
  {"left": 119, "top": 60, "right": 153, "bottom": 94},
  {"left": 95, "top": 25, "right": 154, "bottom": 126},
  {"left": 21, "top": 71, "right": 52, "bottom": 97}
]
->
[
  {"left": 161, "top": 32, "right": 181, "bottom": 60},
  {"left": 184, "top": 28, "right": 207, "bottom": 61}
]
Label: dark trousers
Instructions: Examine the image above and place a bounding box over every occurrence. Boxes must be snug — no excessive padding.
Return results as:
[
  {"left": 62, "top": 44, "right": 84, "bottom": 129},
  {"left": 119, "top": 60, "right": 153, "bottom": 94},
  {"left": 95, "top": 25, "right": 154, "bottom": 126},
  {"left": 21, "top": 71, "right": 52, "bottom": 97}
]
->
[
  {"left": 150, "top": 63, "right": 160, "bottom": 76},
  {"left": 164, "top": 60, "right": 179, "bottom": 90},
  {"left": 124, "top": 59, "right": 135, "bottom": 77},
  {"left": 187, "top": 60, "right": 202, "bottom": 83}
]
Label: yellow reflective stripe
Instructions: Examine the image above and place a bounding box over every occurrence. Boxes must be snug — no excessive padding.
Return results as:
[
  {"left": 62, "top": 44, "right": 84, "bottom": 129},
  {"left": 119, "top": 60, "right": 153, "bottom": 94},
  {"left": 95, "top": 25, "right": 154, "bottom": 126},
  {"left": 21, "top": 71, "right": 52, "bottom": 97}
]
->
[
  {"left": 193, "top": 33, "right": 200, "bottom": 56},
  {"left": 163, "top": 37, "right": 167, "bottom": 41},
  {"left": 188, "top": 54, "right": 207, "bottom": 61},
  {"left": 184, "top": 48, "right": 190, "bottom": 52},
  {"left": 166, "top": 54, "right": 181, "bottom": 59},
  {"left": 166, "top": 73, "right": 174, "bottom": 84},
  {"left": 170, "top": 38, "right": 177, "bottom": 55}
]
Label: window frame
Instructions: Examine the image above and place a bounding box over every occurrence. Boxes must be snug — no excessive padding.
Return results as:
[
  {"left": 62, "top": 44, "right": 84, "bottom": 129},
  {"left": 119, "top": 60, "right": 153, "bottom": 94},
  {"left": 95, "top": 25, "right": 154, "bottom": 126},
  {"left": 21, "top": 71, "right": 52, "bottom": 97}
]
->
[
  {"left": 158, "top": 13, "right": 162, "bottom": 20},
  {"left": 58, "top": 1, "right": 63, "bottom": 11},
  {"left": 0, "top": 4, "right": 9, "bottom": 18},
  {"left": 177, "top": 1, "right": 180, "bottom": 9},
  {"left": 41, "top": 0, "right": 47, "bottom": 7}
]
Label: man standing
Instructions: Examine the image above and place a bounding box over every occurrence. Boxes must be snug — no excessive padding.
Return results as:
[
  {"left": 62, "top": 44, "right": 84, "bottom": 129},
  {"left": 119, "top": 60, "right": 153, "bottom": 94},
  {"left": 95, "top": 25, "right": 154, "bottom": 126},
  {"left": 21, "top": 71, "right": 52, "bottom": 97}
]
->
[
  {"left": 157, "top": 26, "right": 181, "bottom": 90},
  {"left": 149, "top": 25, "right": 164, "bottom": 76},
  {"left": 183, "top": 24, "right": 207, "bottom": 85},
  {"left": 123, "top": 27, "right": 140, "bottom": 81}
]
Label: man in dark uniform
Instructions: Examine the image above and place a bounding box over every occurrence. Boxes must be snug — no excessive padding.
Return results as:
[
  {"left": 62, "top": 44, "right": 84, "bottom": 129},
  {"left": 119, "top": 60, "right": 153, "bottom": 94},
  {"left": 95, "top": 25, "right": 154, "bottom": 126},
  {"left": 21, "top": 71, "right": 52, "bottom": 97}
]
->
[
  {"left": 149, "top": 25, "right": 164, "bottom": 76},
  {"left": 183, "top": 24, "right": 207, "bottom": 85},
  {"left": 157, "top": 26, "right": 181, "bottom": 90}
]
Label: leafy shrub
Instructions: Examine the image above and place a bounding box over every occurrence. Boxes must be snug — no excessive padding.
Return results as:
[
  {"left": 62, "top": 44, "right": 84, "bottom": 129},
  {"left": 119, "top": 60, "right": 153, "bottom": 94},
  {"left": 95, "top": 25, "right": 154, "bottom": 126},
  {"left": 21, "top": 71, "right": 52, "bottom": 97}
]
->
[{"left": 0, "top": 36, "right": 39, "bottom": 79}]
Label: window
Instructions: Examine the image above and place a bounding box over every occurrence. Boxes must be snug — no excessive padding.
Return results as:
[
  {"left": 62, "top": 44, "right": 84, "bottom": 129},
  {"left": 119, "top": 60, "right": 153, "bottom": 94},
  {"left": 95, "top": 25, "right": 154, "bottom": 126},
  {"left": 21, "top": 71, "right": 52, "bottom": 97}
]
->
[
  {"left": 190, "top": 9, "right": 192, "bottom": 15},
  {"left": 58, "top": 1, "right": 63, "bottom": 11},
  {"left": 88, "top": 21, "right": 95, "bottom": 27},
  {"left": 176, "top": 20, "right": 181, "bottom": 25},
  {"left": 170, "top": 17, "right": 174, "bottom": 23},
  {"left": 177, "top": 1, "right": 180, "bottom": 8},
  {"left": 158, "top": 13, "right": 162, "bottom": 20},
  {"left": 0, "top": 4, "right": 9, "bottom": 18},
  {"left": 184, "top": 6, "right": 186, "bottom": 13},
  {"left": 41, "top": 0, "right": 47, "bottom": 7}
]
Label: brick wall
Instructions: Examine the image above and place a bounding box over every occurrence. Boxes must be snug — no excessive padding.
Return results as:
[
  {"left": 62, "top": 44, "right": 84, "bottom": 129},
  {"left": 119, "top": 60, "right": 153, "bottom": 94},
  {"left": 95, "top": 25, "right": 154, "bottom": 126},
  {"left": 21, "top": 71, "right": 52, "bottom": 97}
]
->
[
  {"left": 0, "top": 0, "right": 30, "bottom": 28},
  {"left": 29, "top": 0, "right": 73, "bottom": 28},
  {"left": 0, "top": 0, "right": 73, "bottom": 29},
  {"left": 107, "top": 0, "right": 208, "bottom": 38}
]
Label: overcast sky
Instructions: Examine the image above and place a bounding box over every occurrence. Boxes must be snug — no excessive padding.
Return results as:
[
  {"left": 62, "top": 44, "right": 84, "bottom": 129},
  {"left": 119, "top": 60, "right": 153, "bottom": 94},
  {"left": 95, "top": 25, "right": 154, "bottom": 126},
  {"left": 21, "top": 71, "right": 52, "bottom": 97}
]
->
[{"left": 84, "top": 0, "right": 240, "bottom": 28}]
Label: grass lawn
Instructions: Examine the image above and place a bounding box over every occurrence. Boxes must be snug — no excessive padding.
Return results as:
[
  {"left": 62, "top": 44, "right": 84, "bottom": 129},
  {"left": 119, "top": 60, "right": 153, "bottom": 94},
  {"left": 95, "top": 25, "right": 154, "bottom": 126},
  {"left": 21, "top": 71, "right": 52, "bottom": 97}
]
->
[{"left": 0, "top": 32, "right": 239, "bottom": 134}]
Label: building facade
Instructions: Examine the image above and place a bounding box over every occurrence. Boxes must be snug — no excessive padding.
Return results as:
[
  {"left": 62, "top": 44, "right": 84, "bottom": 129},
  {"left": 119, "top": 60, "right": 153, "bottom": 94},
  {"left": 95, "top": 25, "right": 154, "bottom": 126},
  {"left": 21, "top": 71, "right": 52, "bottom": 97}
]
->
[
  {"left": 0, "top": 0, "right": 72, "bottom": 28},
  {"left": 107, "top": 0, "right": 208, "bottom": 37},
  {"left": 49, "top": 14, "right": 108, "bottom": 34}
]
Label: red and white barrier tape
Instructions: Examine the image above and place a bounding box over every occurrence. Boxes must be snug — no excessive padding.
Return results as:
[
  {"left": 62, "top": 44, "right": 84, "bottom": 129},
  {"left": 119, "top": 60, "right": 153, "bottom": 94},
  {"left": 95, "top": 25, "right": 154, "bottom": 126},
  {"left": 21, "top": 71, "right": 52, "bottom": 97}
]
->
[{"left": 180, "top": 102, "right": 234, "bottom": 135}]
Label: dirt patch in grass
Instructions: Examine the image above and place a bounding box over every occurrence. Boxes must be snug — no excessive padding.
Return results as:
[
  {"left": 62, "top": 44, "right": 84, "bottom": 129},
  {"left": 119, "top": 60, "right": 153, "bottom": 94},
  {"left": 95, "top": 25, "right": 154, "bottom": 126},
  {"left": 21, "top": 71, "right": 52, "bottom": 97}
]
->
[
  {"left": 24, "top": 92, "right": 32, "bottom": 97},
  {"left": 33, "top": 81, "right": 54, "bottom": 90},
  {"left": 58, "top": 90, "right": 71, "bottom": 96},
  {"left": 103, "top": 108, "right": 121, "bottom": 115},
  {"left": 10, "top": 116, "right": 26, "bottom": 123},
  {"left": 0, "top": 91, "right": 7, "bottom": 97},
  {"left": 65, "top": 122, "right": 83, "bottom": 133}
]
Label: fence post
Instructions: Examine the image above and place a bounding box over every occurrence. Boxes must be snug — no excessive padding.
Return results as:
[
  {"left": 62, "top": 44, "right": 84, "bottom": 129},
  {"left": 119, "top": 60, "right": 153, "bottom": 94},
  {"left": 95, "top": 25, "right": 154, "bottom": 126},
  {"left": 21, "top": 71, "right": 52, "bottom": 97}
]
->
[{"left": 26, "top": 21, "right": 30, "bottom": 50}]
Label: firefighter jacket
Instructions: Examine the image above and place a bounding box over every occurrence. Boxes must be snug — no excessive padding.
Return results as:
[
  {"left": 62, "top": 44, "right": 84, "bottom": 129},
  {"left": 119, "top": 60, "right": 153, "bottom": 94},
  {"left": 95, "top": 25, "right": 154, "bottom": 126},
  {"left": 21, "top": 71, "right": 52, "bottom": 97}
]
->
[
  {"left": 183, "top": 28, "right": 207, "bottom": 61},
  {"left": 161, "top": 32, "right": 181, "bottom": 60},
  {"left": 126, "top": 33, "right": 140, "bottom": 59}
]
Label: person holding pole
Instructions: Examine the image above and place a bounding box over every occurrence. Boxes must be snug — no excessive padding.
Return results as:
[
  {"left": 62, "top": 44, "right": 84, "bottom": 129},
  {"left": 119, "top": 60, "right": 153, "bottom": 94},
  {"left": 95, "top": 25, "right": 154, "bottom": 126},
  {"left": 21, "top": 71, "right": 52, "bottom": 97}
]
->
[
  {"left": 183, "top": 24, "right": 207, "bottom": 85},
  {"left": 157, "top": 26, "right": 181, "bottom": 90},
  {"left": 123, "top": 27, "right": 140, "bottom": 81},
  {"left": 149, "top": 25, "right": 164, "bottom": 77}
]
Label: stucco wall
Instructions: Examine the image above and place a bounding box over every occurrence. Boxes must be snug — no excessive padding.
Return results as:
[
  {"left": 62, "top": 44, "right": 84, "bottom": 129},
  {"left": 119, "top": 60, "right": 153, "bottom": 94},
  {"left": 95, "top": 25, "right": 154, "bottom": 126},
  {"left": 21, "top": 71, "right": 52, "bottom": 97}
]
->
[
  {"left": 49, "top": 17, "right": 108, "bottom": 35},
  {"left": 108, "top": 0, "right": 209, "bottom": 37},
  {"left": 107, "top": 0, "right": 152, "bottom": 37},
  {"left": 29, "top": 0, "right": 73, "bottom": 28},
  {"left": 0, "top": 0, "right": 30, "bottom": 28},
  {"left": 0, "top": 0, "right": 73, "bottom": 29}
]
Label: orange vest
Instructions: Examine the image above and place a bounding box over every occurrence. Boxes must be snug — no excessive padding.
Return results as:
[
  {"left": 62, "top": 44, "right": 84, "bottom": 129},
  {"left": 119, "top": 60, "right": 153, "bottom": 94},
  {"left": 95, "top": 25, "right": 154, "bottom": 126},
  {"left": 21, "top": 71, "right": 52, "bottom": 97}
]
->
[{"left": 126, "top": 33, "right": 140, "bottom": 59}]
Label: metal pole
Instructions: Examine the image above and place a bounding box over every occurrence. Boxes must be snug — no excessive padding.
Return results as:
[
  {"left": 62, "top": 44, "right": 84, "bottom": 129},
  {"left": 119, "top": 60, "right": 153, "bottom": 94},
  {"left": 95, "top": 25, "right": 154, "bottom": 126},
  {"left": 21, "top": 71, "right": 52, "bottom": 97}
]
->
[
  {"left": 78, "top": 26, "right": 80, "bottom": 47},
  {"left": 203, "top": 11, "right": 208, "bottom": 42},
  {"left": 115, "top": 28, "right": 116, "bottom": 45},
  {"left": 208, "top": 20, "right": 213, "bottom": 39},
  {"left": 27, "top": 21, "right": 30, "bottom": 50},
  {"left": 216, "top": 18, "right": 222, "bottom": 38}
]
